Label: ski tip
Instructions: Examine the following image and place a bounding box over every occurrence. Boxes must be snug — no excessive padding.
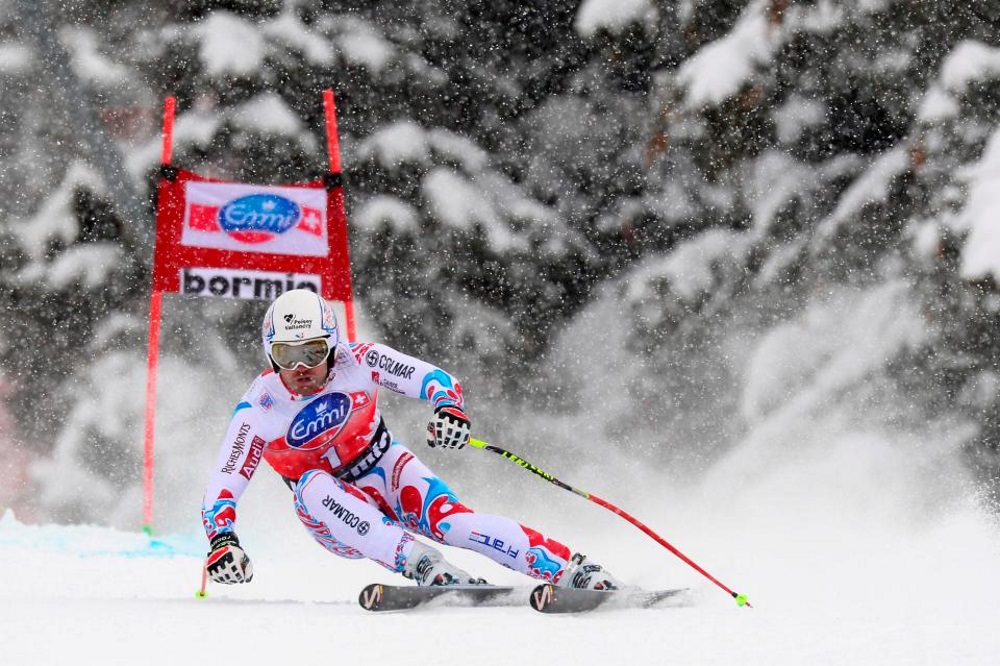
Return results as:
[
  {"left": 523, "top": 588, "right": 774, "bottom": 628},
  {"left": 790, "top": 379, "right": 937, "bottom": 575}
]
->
[
  {"left": 358, "top": 583, "right": 384, "bottom": 611},
  {"left": 529, "top": 583, "right": 612, "bottom": 613},
  {"left": 529, "top": 583, "right": 558, "bottom": 612}
]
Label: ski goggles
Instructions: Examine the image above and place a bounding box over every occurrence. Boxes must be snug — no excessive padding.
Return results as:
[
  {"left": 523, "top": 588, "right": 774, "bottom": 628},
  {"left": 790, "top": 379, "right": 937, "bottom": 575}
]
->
[{"left": 270, "top": 338, "right": 331, "bottom": 371}]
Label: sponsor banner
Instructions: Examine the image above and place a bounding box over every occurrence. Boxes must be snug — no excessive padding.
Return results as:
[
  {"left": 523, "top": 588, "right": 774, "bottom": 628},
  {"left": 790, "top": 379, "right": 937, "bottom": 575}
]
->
[
  {"left": 181, "top": 267, "right": 322, "bottom": 300},
  {"left": 182, "top": 181, "right": 329, "bottom": 256},
  {"left": 150, "top": 167, "right": 356, "bottom": 337}
]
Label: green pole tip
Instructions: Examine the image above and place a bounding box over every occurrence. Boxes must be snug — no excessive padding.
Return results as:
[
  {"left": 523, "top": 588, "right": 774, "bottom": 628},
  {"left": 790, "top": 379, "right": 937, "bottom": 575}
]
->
[
  {"left": 142, "top": 524, "right": 153, "bottom": 537},
  {"left": 735, "top": 593, "right": 748, "bottom": 607},
  {"left": 196, "top": 589, "right": 208, "bottom": 599}
]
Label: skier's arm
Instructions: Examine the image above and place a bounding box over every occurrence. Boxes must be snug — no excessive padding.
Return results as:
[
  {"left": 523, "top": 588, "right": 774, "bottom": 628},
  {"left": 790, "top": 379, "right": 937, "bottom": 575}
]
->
[
  {"left": 349, "top": 342, "right": 465, "bottom": 408},
  {"left": 349, "top": 342, "right": 471, "bottom": 450},
  {"left": 201, "top": 405, "right": 267, "bottom": 554}
]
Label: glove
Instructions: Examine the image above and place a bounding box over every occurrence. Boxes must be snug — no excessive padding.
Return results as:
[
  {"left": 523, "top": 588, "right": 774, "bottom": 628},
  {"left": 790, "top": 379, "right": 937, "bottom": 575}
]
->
[
  {"left": 427, "top": 405, "right": 471, "bottom": 450},
  {"left": 205, "top": 533, "right": 254, "bottom": 585}
]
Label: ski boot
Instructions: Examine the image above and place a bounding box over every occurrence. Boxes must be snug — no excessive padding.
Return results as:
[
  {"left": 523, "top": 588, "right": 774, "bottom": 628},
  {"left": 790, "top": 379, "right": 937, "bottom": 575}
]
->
[
  {"left": 402, "top": 541, "right": 487, "bottom": 586},
  {"left": 558, "top": 552, "right": 621, "bottom": 591}
]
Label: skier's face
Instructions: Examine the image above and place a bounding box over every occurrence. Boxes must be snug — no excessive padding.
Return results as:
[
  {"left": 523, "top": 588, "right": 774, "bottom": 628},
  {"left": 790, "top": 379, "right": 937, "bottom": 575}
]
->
[{"left": 279, "top": 361, "right": 329, "bottom": 396}]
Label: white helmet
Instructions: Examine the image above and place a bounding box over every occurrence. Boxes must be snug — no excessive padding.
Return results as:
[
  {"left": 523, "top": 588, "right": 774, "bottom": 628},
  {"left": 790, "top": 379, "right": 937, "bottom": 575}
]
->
[{"left": 261, "top": 289, "right": 339, "bottom": 370}]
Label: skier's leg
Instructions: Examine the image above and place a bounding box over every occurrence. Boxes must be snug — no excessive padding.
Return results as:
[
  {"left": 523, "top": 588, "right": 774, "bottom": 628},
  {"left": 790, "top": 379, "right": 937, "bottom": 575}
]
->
[
  {"left": 293, "top": 468, "right": 410, "bottom": 571},
  {"left": 356, "top": 444, "right": 620, "bottom": 588},
  {"left": 293, "top": 468, "right": 480, "bottom": 585}
]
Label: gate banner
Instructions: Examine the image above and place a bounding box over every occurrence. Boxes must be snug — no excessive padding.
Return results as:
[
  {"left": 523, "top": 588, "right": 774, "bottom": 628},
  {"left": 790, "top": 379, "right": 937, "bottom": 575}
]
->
[{"left": 151, "top": 168, "right": 354, "bottom": 309}]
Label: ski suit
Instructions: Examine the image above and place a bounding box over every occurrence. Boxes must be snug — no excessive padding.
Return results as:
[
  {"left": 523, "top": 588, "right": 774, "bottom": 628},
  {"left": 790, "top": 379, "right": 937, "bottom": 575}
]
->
[{"left": 201, "top": 340, "right": 573, "bottom": 582}]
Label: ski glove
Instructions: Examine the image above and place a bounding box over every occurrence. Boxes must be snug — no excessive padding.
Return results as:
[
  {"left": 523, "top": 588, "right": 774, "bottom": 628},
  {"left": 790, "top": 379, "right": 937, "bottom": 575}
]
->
[
  {"left": 427, "top": 405, "right": 471, "bottom": 450},
  {"left": 206, "top": 533, "right": 254, "bottom": 585}
]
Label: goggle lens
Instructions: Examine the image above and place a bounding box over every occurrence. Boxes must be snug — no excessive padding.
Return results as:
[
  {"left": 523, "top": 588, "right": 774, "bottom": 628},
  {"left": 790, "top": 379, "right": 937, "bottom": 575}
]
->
[{"left": 271, "top": 339, "right": 330, "bottom": 370}]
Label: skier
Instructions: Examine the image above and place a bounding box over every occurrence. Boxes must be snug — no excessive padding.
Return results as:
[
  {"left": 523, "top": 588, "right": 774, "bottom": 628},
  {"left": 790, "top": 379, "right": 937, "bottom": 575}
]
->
[{"left": 201, "top": 289, "right": 621, "bottom": 592}]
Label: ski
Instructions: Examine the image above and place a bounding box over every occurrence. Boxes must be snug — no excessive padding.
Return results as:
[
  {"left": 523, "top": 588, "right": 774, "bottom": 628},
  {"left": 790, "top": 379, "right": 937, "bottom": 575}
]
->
[
  {"left": 358, "top": 583, "right": 525, "bottom": 612},
  {"left": 358, "top": 582, "right": 689, "bottom": 613},
  {"left": 529, "top": 584, "right": 689, "bottom": 613}
]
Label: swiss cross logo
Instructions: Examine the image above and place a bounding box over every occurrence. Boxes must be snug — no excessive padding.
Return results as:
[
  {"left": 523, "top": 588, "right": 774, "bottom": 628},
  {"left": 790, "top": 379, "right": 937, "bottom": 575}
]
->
[{"left": 351, "top": 391, "right": 370, "bottom": 408}]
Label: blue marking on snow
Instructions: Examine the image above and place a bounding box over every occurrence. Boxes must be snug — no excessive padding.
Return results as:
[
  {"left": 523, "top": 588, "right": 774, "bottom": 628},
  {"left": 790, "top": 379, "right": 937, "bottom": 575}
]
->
[{"left": 0, "top": 509, "right": 204, "bottom": 559}]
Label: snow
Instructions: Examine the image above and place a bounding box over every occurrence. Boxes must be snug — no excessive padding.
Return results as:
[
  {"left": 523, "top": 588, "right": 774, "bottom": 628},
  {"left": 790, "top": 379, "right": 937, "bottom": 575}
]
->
[
  {"left": 354, "top": 122, "right": 491, "bottom": 173},
  {"left": 812, "top": 146, "right": 910, "bottom": 246},
  {"left": 423, "top": 168, "right": 526, "bottom": 252},
  {"left": 194, "top": 12, "right": 266, "bottom": 77},
  {"left": 12, "top": 160, "right": 106, "bottom": 261},
  {"left": 336, "top": 17, "right": 396, "bottom": 74},
  {"left": 790, "top": 0, "right": 844, "bottom": 34},
  {"left": 772, "top": 95, "right": 828, "bottom": 144},
  {"left": 0, "top": 42, "right": 33, "bottom": 73},
  {"left": 43, "top": 244, "right": 125, "bottom": 289},
  {"left": 60, "top": 26, "right": 132, "bottom": 85},
  {"left": 624, "top": 229, "right": 750, "bottom": 305},
  {"left": 263, "top": 10, "right": 335, "bottom": 66},
  {"left": 354, "top": 195, "right": 420, "bottom": 234},
  {"left": 575, "top": 0, "right": 655, "bottom": 38},
  {"left": 356, "top": 120, "right": 432, "bottom": 169},
  {"left": 126, "top": 108, "right": 221, "bottom": 178},
  {"left": 918, "top": 41, "right": 1000, "bottom": 122},
  {"left": 957, "top": 128, "right": 1000, "bottom": 280},
  {"left": 5, "top": 433, "right": 998, "bottom": 666},
  {"left": 675, "top": 0, "right": 777, "bottom": 108},
  {"left": 937, "top": 40, "right": 1000, "bottom": 96},
  {"left": 917, "top": 86, "right": 961, "bottom": 123},
  {"left": 349, "top": 112, "right": 578, "bottom": 256},
  {"left": 745, "top": 150, "right": 811, "bottom": 237},
  {"left": 231, "top": 92, "right": 307, "bottom": 136},
  {"left": 740, "top": 281, "right": 924, "bottom": 422},
  {"left": 427, "top": 129, "right": 490, "bottom": 172}
]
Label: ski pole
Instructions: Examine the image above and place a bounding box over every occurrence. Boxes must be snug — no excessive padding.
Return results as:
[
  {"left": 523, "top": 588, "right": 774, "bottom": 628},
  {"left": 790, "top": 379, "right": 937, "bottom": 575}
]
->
[
  {"left": 196, "top": 562, "right": 209, "bottom": 598},
  {"left": 467, "top": 437, "right": 751, "bottom": 608}
]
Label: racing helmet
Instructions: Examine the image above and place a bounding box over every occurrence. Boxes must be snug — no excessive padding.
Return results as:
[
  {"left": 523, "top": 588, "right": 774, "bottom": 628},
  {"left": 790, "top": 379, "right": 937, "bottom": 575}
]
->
[{"left": 261, "top": 289, "right": 339, "bottom": 371}]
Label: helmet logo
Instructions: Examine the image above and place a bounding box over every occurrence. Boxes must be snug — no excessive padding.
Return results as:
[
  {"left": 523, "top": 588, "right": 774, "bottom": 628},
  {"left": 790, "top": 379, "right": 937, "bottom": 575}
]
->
[{"left": 281, "top": 315, "right": 316, "bottom": 333}]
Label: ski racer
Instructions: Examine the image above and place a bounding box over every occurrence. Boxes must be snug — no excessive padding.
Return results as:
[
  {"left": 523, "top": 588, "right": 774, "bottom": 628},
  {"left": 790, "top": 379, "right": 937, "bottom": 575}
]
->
[{"left": 201, "top": 288, "right": 622, "bottom": 591}]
